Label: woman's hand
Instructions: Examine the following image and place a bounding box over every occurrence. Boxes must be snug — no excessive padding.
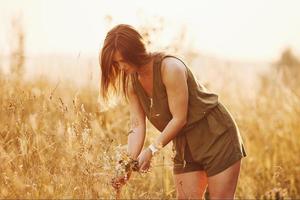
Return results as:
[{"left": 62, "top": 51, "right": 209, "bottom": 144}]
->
[
  {"left": 137, "top": 148, "right": 153, "bottom": 172},
  {"left": 111, "top": 171, "right": 131, "bottom": 190}
]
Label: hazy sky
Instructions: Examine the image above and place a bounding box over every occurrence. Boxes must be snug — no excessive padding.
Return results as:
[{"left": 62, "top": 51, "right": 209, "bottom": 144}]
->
[{"left": 0, "top": 0, "right": 299, "bottom": 62}]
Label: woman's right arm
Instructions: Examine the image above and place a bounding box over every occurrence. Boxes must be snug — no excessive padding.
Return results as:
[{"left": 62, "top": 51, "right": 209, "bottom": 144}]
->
[{"left": 127, "top": 80, "right": 146, "bottom": 160}]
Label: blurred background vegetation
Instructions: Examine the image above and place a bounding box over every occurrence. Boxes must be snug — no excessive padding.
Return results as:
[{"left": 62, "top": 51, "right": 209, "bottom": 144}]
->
[{"left": 0, "top": 8, "right": 300, "bottom": 200}]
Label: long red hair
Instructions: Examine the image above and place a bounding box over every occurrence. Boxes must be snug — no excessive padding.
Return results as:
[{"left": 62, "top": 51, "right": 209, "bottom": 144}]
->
[{"left": 99, "top": 24, "right": 152, "bottom": 102}]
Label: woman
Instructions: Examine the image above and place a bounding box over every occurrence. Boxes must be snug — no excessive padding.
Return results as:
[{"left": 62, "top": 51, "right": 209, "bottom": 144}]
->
[{"left": 99, "top": 24, "right": 247, "bottom": 199}]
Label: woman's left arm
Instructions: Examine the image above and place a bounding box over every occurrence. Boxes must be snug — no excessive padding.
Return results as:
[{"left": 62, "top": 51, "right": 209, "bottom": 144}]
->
[
  {"left": 138, "top": 57, "right": 188, "bottom": 171},
  {"left": 154, "top": 57, "right": 188, "bottom": 147}
]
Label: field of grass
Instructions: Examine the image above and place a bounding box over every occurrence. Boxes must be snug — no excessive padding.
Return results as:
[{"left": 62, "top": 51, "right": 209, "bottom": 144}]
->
[{"left": 0, "top": 51, "right": 299, "bottom": 199}]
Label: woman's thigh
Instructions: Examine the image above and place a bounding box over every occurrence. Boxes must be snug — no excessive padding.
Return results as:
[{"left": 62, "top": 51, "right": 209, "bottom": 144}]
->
[
  {"left": 207, "top": 159, "right": 241, "bottom": 199},
  {"left": 173, "top": 170, "right": 208, "bottom": 199}
]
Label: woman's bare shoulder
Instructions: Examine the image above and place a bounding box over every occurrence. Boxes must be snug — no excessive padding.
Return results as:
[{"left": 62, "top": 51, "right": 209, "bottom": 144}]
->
[{"left": 161, "top": 56, "right": 188, "bottom": 80}]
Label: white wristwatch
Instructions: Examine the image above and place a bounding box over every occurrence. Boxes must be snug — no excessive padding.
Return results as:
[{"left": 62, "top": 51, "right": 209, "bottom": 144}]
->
[{"left": 148, "top": 144, "right": 159, "bottom": 156}]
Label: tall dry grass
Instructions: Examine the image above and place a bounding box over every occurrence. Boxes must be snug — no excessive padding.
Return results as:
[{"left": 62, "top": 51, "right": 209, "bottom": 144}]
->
[
  {"left": 1, "top": 51, "right": 300, "bottom": 199},
  {"left": 0, "top": 75, "right": 175, "bottom": 199}
]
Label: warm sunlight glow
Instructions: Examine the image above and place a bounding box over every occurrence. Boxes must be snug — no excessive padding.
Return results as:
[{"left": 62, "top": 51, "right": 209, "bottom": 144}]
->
[{"left": 0, "top": 0, "right": 299, "bottom": 61}]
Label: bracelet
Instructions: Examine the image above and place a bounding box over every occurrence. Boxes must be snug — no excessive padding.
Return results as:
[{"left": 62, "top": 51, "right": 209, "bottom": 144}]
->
[{"left": 148, "top": 144, "right": 159, "bottom": 156}]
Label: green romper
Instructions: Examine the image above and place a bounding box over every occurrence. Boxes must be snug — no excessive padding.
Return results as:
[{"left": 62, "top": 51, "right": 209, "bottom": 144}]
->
[{"left": 131, "top": 53, "right": 247, "bottom": 177}]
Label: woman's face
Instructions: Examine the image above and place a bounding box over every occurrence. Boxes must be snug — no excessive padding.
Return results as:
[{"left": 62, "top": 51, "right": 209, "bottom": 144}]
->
[{"left": 112, "top": 51, "right": 137, "bottom": 75}]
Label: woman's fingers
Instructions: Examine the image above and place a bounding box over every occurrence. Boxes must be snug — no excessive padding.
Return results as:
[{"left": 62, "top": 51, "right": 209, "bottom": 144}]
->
[
  {"left": 137, "top": 151, "right": 151, "bottom": 172},
  {"left": 137, "top": 157, "right": 143, "bottom": 168},
  {"left": 139, "top": 161, "right": 150, "bottom": 172},
  {"left": 140, "top": 162, "right": 146, "bottom": 171}
]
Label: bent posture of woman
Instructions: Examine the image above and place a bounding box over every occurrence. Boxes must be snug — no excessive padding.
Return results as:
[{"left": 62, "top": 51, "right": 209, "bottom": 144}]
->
[{"left": 99, "top": 24, "right": 247, "bottom": 199}]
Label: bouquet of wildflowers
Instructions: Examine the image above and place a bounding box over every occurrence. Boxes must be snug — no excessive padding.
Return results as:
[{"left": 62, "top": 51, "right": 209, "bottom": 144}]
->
[{"left": 111, "top": 145, "right": 139, "bottom": 197}]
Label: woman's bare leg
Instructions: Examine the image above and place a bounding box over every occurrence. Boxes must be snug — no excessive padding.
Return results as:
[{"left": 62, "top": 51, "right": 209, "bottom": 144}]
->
[
  {"left": 173, "top": 170, "right": 208, "bottom": 199},
  {"left": 207, "top": 160, "right": 241, "bottom": 199}
]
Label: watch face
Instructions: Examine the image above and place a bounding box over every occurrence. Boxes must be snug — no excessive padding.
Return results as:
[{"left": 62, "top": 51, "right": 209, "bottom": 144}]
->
[{"left": 149, "top": 145, "right": 158, "bottom": 155}]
